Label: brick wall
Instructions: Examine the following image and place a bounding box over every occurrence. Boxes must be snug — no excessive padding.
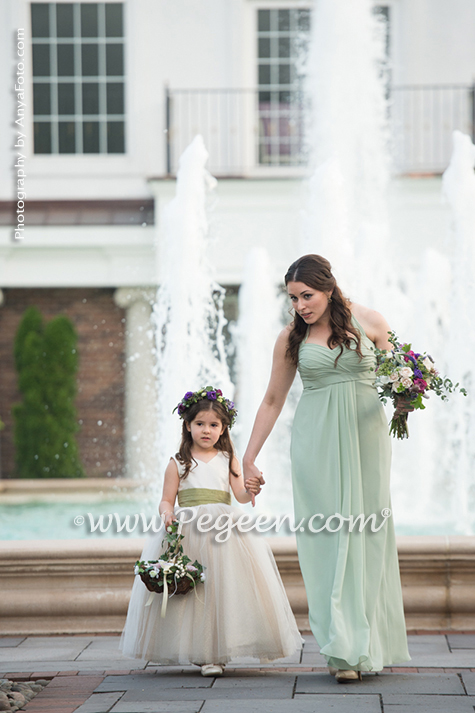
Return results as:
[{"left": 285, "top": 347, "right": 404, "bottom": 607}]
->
[{"left": 0, "top": 288, "right": 126, "bottom": 478}]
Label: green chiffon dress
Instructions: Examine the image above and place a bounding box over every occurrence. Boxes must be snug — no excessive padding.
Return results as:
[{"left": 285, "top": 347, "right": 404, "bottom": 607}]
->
[{"left": 290, "top": 313, "right": 411, "bottom": 672}]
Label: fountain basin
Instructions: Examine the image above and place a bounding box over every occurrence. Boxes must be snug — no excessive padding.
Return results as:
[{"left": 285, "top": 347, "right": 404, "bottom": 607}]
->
[{"left": 1, "top": 536, "right": 474, "bottom": 635}]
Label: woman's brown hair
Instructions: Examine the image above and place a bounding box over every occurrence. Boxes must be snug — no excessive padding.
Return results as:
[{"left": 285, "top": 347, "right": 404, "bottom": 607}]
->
[
  {"left": 284, "top": 254, "right": 363, "bottom": 368},
  {"left": 176, "top": 399, "right": 239, "bottom": 479}
]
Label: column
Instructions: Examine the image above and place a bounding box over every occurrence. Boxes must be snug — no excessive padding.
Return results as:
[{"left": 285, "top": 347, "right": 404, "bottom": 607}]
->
[{"left": 113, "top": 287, "right": 158, "bottom": 481}]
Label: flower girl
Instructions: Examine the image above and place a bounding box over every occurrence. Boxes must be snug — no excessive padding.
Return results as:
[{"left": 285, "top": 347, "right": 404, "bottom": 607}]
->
[{"left": 120, "top": 387, "right": 303, "bottom": 676}]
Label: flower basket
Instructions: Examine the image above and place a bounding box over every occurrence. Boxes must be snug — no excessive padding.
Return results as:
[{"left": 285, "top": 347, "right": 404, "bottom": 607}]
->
[
  {"left": 134, "top": 521, "right": 205, "bottom": 616},
  {"left": 140, "top": 572, "right": 194, "bottom": 595}
]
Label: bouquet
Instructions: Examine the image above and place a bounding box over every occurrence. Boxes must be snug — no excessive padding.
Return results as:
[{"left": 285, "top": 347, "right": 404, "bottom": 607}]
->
[
  {"left": 134, "top": 521, "right": 205, "bottom": 617},
  {"left": 373, "top": 331, "right": 466, "bottom": 439}
]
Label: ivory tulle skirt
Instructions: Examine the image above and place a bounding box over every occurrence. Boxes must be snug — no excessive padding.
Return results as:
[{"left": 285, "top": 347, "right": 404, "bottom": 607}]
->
[{"left": 120, "top": 503, "right": 303, "bottom": 665}]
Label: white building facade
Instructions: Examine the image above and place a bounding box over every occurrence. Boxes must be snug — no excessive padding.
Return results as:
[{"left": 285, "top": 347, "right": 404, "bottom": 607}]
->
[{"left": 0, "top": 0, "right": 474, "bottom": 479}]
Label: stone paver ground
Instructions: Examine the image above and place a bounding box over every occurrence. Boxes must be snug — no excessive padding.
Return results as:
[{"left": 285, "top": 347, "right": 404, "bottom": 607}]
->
[{"left": 0, "top": 631, "right": 474, "bottom": 713}]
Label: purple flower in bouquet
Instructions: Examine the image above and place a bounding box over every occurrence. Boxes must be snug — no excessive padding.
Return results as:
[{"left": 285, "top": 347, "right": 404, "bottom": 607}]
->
[
  {"left": 414, "top": 378, "right": 428, "bottom": 392},
  {"left": 414, "top": 368, "right": 423, "bottom": 379}
]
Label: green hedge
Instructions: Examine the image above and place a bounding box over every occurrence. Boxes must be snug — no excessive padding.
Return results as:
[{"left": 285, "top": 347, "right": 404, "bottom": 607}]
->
[{"left": 12, "top": 306, "right": 85, "bottom": 478}]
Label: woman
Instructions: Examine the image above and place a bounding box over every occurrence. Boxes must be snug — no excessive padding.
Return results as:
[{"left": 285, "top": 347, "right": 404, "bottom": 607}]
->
[{"left": 243, "top": 254, "right": 411, "bottom": 682}]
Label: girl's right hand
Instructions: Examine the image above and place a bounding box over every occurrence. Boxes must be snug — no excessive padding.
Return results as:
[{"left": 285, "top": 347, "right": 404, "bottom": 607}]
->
[{"left": 162, "top": 511, "right": 178, "bottom": 529}]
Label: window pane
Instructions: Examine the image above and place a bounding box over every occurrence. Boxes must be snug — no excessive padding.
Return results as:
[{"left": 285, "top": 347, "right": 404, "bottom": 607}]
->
[
  {"left": 34, "top": 122, "right": 52, "bottom": 153},
  {"left": 106, "top": 4, "right": 123, "bottom": 37},
  {"left": 81, "top": 4, "right": 98, "bottom": 37},
  {"left": 31, "top": 4, "right": 50, "bottom": 38},
  {"left": 258, "top": 9, "right": 270, "bottom": 32},
  {"left": 279, "top": 90, "right": 291, "bottom": 104},
  {"left": 278, "top": 10, "right": 290, "bottom": 32},
  {"left": 57, "top": 44, "right": 75, "bottom": 76},
  {"left": 278, "top": 37, "right": 291, "bottom": 58},
  {"left": 56, "top": 4, "right": 74, "bottom": 37},
  {"left": 258, "top": 38, "right": 270, "bottom": 58},
  {"left": 107, "top": 83, "right": 124, "bottom": 114},
  {"left": 83, "top": 121, "right": 100, "bottom": 152},
  {"left": 58, "top": 83, "right": 75, "bottom": 114},
  {"left": 59, "top": 121, "right": 76, "bottom": 152},
  {"left": 297, "top": 9, "right": 310, "bottom": 32},
  {"left": 82, "top": 83, "right": 99, "bottom": 114},
  {"left": 279, "top": 64, "right": 291, "bottom": 85},
  {"left": 33, "top": 83, "right": 51, "bottom": 115},
  {"left": 32, "top": 45, "right": 50, "bottom": 76},
  {"left": 258, "top": 64, "right": 271, "bottom": 85},
  {"left": 258, "top": 91, "right": 271, "bottom": 103},
  {"left": 106, "top": 45, "right": 123, "bottom": 75},
  {"left": 81, "top": 45, "right": 99, "bottom": 76},
  {"left": 107, "top": 121, "right": 124, "bottom": 152}
]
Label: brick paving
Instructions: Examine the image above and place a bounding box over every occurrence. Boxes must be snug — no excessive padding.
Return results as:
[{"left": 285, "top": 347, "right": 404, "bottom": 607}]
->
[{"left": 0, "top": 632, "right": 474, "bottom": 712}]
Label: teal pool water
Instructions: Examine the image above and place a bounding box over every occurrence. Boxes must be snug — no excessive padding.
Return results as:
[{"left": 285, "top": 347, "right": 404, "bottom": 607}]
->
[
  {"left": 0, "top": 501, "right": 464, "bottom": 540},
  {"left": 0, "top": 501, "right": 157, "bottom": 540}
]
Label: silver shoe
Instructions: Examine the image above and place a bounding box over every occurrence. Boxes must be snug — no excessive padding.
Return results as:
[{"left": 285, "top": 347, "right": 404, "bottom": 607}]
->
[{"left": 201, "top": 664, "right": 224, "bottom": 677}]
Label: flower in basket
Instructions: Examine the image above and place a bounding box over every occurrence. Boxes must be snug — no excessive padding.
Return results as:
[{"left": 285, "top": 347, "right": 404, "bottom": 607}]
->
[
  {"left": 372, "top": 331, "right": 467, "bottom": 440},
  {"left": 134, "top": 522, "right": 205, "bottom": 617}
]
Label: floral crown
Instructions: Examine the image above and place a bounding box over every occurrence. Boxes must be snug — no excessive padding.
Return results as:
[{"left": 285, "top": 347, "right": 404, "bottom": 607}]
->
[{"left": 173, "top": 386, "right": 237, "bottom": 428}]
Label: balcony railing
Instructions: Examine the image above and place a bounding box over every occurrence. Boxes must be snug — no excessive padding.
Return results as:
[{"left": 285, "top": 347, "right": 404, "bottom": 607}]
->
[{"left": 165, "top": 85, "right": 475, "bottom": 177}]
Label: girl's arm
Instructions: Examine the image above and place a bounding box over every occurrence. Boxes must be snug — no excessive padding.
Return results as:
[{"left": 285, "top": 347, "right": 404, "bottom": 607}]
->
[
  {"left": 229, "top": 456, "right": 261, "bottom": 504},
  {"left": 159, "top": 458, "right": 180, "bottom": 528},
  {"left": 242, "top": 326, "right": 297, "bottom": 487}
]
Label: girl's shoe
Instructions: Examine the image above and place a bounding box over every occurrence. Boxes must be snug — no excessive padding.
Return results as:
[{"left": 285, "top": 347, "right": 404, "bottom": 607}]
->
[
  {"left": 335, "top": 669, "right": 363, "bottom": 683},
  {"left": 201, "top": 664, "right": 224, "bottom": 677}
]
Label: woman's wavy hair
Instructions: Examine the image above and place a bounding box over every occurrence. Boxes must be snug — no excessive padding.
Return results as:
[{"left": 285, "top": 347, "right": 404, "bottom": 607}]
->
[
  {"left": 284, "top": 254, "right": 363, "bottom": 368},
  {"left": 176, "top": 399, "right": 239, "bottom": 480}
]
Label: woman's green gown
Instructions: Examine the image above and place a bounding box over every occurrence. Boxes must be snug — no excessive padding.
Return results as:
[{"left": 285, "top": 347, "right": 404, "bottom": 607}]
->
[{"left": 290, "top": 313, "right": 411, "bottom": 672}]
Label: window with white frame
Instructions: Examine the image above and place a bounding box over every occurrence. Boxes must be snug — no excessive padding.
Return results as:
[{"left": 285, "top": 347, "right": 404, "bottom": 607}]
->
[
  {"left": 31, "top": 2, "right": 125, "bottom": 154},
  {"left": 257, "top": 8, "right": 310, "bottom": 166}
]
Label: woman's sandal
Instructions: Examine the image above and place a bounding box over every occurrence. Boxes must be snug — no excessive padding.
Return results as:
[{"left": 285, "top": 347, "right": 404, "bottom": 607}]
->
[{"left": 335, "top": 669, "right": 363, "bottom": 682}]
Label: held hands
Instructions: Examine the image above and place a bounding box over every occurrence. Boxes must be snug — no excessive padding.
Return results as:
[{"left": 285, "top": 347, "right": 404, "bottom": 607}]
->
[{"left": 243, "top": 462, "right": 266, "bottom": 507}]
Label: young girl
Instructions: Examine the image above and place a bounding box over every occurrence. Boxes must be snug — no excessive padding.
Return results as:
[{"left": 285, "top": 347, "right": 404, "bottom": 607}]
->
[{"left": 120, "top": 387, "right": 303, "bottom": 676}]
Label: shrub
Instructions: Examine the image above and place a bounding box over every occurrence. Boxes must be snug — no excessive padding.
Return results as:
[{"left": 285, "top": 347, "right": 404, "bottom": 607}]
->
[{"left": 12, "top": 307, "right": 85, "bottom": 478}]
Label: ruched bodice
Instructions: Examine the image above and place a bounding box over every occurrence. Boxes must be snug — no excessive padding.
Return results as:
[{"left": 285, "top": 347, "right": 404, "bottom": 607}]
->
[{"left": 290, "top": 311, "right": 411, "bottom": 672}]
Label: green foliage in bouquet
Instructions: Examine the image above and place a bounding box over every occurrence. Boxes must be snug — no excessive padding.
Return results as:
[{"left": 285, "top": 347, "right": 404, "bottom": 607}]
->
[{"left": 12, "top": 306, "right": 85, "bottom": 478}]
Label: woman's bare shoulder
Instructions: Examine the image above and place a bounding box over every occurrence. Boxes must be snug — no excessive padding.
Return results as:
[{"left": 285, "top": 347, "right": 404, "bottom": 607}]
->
[{"left": 349, "top": 302, "right": 390, "bottom": 342}]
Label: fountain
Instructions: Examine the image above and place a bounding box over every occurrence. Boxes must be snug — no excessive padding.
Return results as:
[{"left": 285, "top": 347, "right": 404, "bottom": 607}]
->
[{"left": 152, "top": 134, "right": 233, "bottom": 493}]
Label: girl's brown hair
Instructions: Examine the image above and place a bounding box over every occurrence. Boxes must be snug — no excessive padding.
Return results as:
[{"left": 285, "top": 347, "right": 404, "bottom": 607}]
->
[
  {"left": 284, "top": 254, "right": 363, "bottom": 368},
  {"left": 176, "top": 399, "right": 239, "bottom": 479}
]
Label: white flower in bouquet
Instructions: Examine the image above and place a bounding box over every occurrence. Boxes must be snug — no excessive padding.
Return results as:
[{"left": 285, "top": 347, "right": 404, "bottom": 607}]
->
[
  {"left": 400, "top": 367, "right": 412, "bottom": 378},
  {"left": 389, "top": 372, "right": 400, "bottom": 382},
  {"left": 149, "top": 570, "right": 158, "bottom": 578},
  {"left": 401, "top": 377, "right": 412, "bottom": 388},
  {"left": 186, "top": 564, "right": 198, "bottom": 572},
  {"left": 423, "top": 356, "right": 435, "bottom": 371},
  {"left": 391, "top": 381, "right": 401, "bottom": 392},
  {"left": 200, "top": 572, "right": 206, "bottom": 582}
]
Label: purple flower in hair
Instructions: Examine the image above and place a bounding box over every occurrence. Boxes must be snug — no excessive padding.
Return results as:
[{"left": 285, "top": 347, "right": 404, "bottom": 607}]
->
[
  {"left": 178, "top": 404, "right": 186, "bottom": 415},
  {"left": 207, "top": 391, "right": 217, "bottom": 400},
  {"left": 184, "top": 391, "right": 193, "bottom": 400}
]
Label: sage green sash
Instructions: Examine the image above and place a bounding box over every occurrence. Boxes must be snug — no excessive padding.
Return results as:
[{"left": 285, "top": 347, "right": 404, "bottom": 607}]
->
[{"left": 178, "top": 488, "right": 231, "bottom": 507}]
